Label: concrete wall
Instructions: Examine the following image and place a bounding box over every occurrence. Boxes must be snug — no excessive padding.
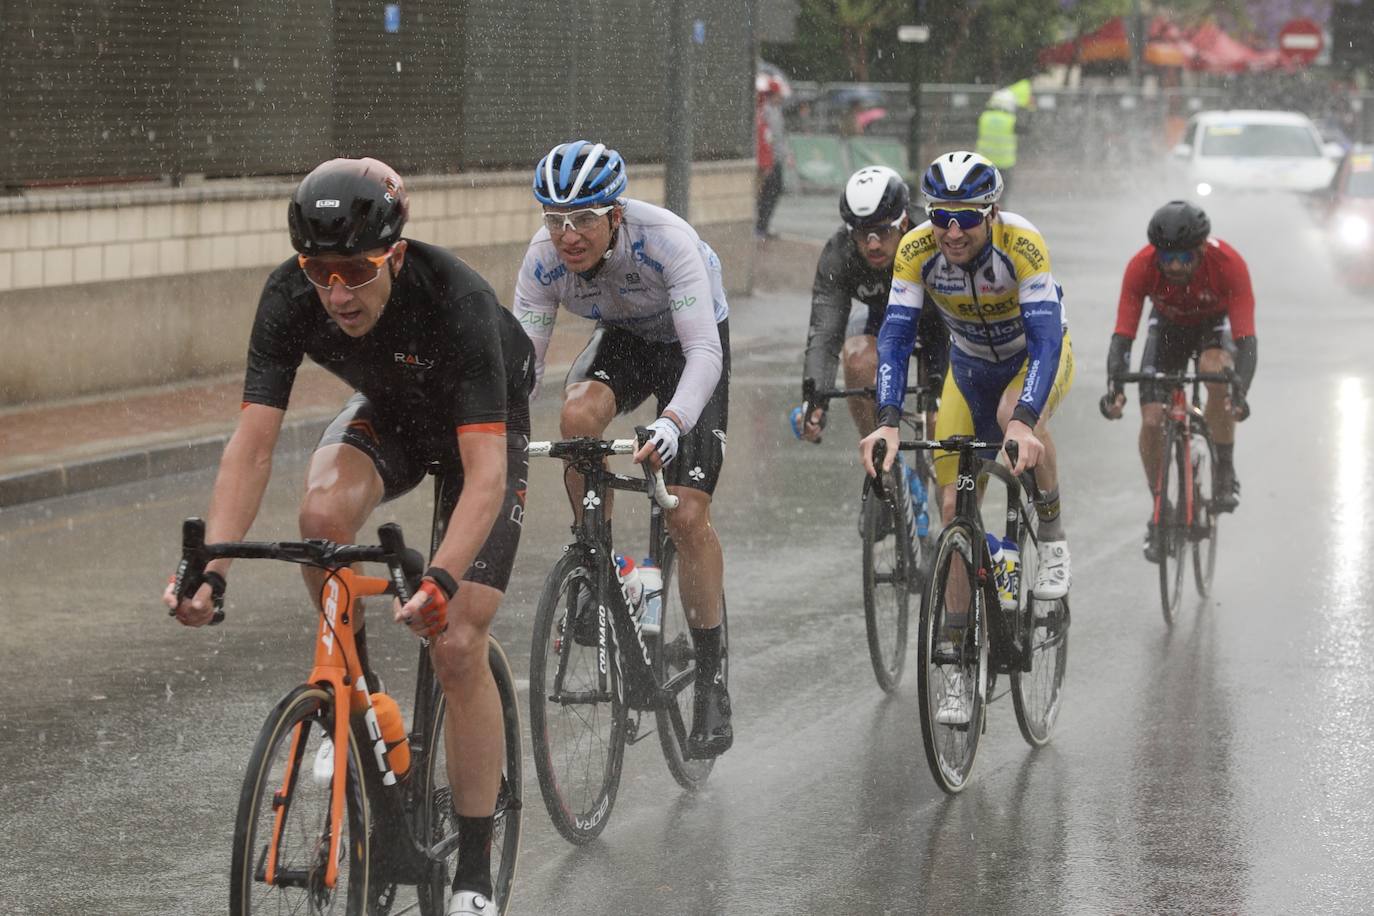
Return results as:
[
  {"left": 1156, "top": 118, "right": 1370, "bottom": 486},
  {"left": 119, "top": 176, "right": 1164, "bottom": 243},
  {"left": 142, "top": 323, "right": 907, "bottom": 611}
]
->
[{"left": 0, "top": 160, "right": 757, "bottom": 406}]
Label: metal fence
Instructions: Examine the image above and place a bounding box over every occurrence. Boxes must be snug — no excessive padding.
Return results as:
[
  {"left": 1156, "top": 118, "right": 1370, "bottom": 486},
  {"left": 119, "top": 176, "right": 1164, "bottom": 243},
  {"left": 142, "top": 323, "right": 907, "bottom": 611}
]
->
[
  {"left": 783, "top": 79, "right": 1374, "bottom": 177},
  {"left": 0, "top": 0, "right": 755, "bottom": 188}
]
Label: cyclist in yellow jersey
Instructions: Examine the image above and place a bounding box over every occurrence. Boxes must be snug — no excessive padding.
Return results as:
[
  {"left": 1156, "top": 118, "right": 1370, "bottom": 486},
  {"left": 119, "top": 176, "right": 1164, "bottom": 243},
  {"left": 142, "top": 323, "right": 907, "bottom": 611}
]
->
[{"left": 860, "top": 151, "right": 1075, "bottom": 598}]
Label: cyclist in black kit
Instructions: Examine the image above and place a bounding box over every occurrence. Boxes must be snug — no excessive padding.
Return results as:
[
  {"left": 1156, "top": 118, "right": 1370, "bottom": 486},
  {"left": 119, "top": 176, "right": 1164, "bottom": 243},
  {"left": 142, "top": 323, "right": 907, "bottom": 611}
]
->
[
  {"left": 794, "top": 166, "right": 948, "bottom": 441},
  {"left": 162, "top": 157, "right": 531, "bottom": 916}
]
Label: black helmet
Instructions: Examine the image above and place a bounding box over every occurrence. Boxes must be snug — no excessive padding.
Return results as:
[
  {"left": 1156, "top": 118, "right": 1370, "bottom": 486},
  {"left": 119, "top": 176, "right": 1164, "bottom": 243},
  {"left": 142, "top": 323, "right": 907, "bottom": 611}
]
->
[
  {"left": 839, "top": 166, "right": 910, "bottom": 228},
  {"left": 1147, "top": 200, "right": 1210, "bottom": 251},
  {"left": 288, "top": 157, "right": 409, "bottom": 255}
]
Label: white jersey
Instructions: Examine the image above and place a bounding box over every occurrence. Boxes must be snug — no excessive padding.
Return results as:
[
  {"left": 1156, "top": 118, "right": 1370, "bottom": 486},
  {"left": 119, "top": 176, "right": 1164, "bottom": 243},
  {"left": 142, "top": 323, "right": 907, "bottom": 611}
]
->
[{"left": 513, "top": 197, "right": 729, "bottom": 433}]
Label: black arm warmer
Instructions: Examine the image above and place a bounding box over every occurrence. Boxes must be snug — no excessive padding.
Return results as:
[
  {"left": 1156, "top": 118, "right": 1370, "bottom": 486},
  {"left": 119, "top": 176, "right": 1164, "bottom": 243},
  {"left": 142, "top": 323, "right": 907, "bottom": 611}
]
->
[
  {"left": 1233, "top": 336, "right": 1257, "bottom": 392},
  {"left": 1106, "top": 333, "right": 1133, "bottom": 391}
]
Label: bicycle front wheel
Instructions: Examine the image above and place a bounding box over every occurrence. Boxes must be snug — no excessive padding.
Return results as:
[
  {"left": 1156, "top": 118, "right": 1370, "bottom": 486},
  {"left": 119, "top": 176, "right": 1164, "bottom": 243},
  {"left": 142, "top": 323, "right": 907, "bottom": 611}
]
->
[
  {"left": 917, "top": 521, "right": 988, "bottom": 795},
  {"left": 653, "top": 541, "right": 728, "bottom": 791},
  {"left": 1010, "top": 530, "right": 1070, "bottom": 748},
  {"left": 529, "top": 550, "right": 628, "bottom": 844},
  {"left": 230, "top": 684, "right": 369, "bottom": 916},
  {"left": 861, "top": 469, "right": 914, "bottom": 693},
  {"left": 1190, "top": 423, "right": 1220, "bottom": 597},
  {"left": 1158, "top": 423, "right": 1188, "bottom": 625},
  {"left": 416, "top": 639, "right": 524, "bottom": 915}
]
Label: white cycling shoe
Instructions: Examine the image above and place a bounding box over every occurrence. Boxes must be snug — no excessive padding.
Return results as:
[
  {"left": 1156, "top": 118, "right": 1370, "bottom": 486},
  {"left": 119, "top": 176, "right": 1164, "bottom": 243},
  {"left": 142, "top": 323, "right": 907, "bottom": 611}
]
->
[
  {"left": 447, "top": 890, "right": 497, "bottom": 916},
  {"left": 1034, "top": 539, "right": 1071, "bottom": 600},
  {"left": 935, "top": 670, "right": 970, "bottom": 726}
]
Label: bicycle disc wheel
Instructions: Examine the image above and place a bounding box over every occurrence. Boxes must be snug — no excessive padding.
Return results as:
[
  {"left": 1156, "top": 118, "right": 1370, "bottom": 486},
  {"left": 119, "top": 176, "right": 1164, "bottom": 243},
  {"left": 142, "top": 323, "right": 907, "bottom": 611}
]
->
[
  {"left": 917, "top": 521, "right": 988, "bottom": 795},
  {"left": 1190, "top": 425, "right": 1220, "bottom": 597},
  {"left": 861, "top": 469, "right": 914, "bottom": 693},
  {"left": 653, "top": 542, "right": 728, "bottom": 790},
  {"left": 1158, "top": 424, "right": 1188, "bottom": 625},
  {"left": 416, "top": 639, "right": 524, "bottom": 915},
  {"left": 231, "top": 684, "right": 368, "bottom": 916},
  {"left": 1010, "top": 529, "right": 1070, "bottom": 747},
  {"left": 529, "top": 550, "right": 628, "bottom": 844}
]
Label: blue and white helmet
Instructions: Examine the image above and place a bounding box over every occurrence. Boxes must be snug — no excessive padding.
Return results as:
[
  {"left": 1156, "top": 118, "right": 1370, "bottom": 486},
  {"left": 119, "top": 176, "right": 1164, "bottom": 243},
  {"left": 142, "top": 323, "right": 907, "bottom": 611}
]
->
[
  {"left": 533, "top": 140, "right": 628, "bottom": 207},
  {"left": 920, "top": 151, "right": 1003, "bottom": 206}
]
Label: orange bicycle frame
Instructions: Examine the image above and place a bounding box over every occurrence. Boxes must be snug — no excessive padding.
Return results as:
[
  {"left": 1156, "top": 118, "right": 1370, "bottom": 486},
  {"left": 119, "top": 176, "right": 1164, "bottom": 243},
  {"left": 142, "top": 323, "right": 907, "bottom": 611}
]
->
[{"left": 263, "top": 566, "right": 397, "bottom": 891}]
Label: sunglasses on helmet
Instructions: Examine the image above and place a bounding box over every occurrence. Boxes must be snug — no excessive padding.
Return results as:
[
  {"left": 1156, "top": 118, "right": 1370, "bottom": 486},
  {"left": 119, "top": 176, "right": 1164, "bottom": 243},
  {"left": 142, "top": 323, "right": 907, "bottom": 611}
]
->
[
  {"left": 926, "top": 205, "right": 993, "bottom": 231},
  {"left": 1155, "top": 248, "right": 1198, "bottom": 267},
  {"left": 848, "top": 215, "right": 906, "bottom": 245},
  {"left": 542, "top": 205, "right": 616, "bottom": 235},
  {"left": 298, "top": 246, "right": 395, "bottom": 290}
]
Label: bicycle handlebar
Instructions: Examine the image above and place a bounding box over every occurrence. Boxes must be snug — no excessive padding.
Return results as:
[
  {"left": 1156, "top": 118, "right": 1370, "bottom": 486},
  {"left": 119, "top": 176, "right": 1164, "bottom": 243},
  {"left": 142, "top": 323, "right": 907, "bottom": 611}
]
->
[
  {"left": 170, "top": 518, "right": 426, "bottom": 624},
  {"left": 1108, "top": 368, "right": 1248, "bottom": 419},
  {"left": 526, "top": 435, "right": 679, "bottom": 511}
]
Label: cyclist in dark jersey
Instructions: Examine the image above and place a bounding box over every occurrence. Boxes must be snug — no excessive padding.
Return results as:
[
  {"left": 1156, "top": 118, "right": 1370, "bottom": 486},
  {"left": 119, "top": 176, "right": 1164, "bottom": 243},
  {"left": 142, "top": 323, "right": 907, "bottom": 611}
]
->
[
  {"left": 1102, "top": 200, "right": 1256, "bottom": 562},
  {"left": 795, "top": 165, "right": 948, "bottom": 441},
  {"left": 163, "top": 157, "right": 530, "bottom": 916}
]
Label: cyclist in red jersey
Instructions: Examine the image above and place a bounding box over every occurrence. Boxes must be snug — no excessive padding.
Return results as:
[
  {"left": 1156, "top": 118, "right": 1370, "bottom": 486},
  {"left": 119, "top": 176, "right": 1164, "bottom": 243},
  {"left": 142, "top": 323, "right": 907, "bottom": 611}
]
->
[{"left": 1101, "top": 200, "right": 1256, "bottom": 561}]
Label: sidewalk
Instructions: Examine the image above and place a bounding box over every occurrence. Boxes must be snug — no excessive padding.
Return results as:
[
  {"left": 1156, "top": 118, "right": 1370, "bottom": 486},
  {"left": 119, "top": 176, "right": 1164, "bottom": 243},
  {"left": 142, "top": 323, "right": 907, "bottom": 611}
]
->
[{"left": 0, "top": 235, "right": 822, "bottom": 508}]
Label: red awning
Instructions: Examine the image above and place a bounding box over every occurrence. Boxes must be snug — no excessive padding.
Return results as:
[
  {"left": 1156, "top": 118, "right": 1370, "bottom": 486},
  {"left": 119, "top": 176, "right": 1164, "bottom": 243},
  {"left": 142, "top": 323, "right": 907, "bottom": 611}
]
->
[
  {"left": 1037, "top": 16, "right": 1283, "bottom": 73},
  {"left": 1188, "top": 22, "right": 1263, "bottom": 74}
]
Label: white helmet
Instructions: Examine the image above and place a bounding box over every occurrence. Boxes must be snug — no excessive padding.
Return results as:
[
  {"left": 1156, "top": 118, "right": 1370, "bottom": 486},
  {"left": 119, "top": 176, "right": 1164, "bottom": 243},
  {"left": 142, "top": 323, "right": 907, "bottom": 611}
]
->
[
  {"left": 839, "top": 166, "right": 910, "bottom": 228},
  {"left": 920, "top": 151, "right": 1003, "bottom": 206},
  {"left": 989, "top": 89, "right": 1017, "bottom": 112}
]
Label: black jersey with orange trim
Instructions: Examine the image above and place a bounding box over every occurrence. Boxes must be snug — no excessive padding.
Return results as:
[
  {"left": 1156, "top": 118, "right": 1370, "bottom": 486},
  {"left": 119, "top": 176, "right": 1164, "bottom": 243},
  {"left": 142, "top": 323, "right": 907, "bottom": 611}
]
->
[{"left": 243, "top": 240, "right": 535, "bottom": 441}]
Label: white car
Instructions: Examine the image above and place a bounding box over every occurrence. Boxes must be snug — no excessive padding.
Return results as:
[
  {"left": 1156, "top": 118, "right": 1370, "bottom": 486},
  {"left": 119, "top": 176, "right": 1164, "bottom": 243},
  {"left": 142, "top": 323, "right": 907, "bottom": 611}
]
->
[{"left": 1169, "top": 109, "right": 1344, "bottom": 197}]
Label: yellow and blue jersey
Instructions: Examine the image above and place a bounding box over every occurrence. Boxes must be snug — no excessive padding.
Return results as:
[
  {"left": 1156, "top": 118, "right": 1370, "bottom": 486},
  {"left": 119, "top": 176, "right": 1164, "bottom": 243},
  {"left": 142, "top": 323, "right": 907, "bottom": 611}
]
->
[{"left": 876, "top": 211, "right": 1068, "bottom": 426}]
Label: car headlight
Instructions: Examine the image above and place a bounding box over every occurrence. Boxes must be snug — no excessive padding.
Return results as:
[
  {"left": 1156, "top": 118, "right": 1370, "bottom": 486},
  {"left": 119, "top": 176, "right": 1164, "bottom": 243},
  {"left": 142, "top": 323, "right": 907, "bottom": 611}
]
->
[
  {"left": 1339, "top": 214, "right": 1371, "bottom": 247},
  {"left": 1196, "top": 182, "right": 1213, "bottom": 197}
]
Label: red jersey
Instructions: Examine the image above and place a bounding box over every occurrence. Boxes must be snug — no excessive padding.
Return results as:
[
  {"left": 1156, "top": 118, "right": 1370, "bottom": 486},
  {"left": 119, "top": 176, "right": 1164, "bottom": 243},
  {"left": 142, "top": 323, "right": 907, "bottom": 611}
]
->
[{"left": 1115, "top": 237, "right": 1256, "bottom": 339}]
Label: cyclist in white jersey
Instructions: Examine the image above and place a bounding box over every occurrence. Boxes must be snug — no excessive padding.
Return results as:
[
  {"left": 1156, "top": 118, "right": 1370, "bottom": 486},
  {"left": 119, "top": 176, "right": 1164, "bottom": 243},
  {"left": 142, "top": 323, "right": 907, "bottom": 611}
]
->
[{"left": 513, "top": 140, "right": 733, "bottom": 758}]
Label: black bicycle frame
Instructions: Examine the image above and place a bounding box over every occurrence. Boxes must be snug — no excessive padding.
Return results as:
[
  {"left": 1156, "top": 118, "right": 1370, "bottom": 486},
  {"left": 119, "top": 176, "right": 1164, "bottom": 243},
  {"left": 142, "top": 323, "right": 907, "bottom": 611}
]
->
[{"left": 552, "top": 442, "right": 692, "bottom": 747}]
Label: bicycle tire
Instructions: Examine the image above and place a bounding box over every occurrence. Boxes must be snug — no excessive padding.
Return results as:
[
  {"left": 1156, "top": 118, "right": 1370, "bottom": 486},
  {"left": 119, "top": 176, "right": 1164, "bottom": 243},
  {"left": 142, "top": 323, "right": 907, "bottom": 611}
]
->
[
  {"left": 861, "top": 467, "right": 914, "bottom": 693},
  {"left": 1158, "top": 423, "right": 1188, "bottom": 625},
  {"left": 230, "top": 684, "right": 369, "bottom": 916},
  {"left": 415, "top": 639, "right": 524, "bottom": 916},
  {"left": 1010, "top": 524, "right": 1070, "bottom": 748},
  {"left": 1190, "top": 421, "right": 1220, "bottom": 597},
  {"left": 529, "top": 550, "right": 628, "bottom": 844},
  {"left": 653, "top": 541, "right": 728, "bottom": 790},
  {"left": 917, "top": 520, "right": 988, "bottom": 795}
]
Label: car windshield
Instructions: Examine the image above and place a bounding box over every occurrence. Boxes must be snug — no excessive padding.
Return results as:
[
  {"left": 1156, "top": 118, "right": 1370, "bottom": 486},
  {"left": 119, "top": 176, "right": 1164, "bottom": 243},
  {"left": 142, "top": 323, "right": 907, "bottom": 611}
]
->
[{"left": 1199, "top": 123, "right": 1321, "bottom": 158}]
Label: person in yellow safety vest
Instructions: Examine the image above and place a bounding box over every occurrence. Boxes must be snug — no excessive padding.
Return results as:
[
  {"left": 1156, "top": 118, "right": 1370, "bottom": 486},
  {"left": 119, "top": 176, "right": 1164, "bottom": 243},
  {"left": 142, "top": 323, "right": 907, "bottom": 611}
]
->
[{"left": 977, "top": 89, "right": 1020, "bottom": 203}]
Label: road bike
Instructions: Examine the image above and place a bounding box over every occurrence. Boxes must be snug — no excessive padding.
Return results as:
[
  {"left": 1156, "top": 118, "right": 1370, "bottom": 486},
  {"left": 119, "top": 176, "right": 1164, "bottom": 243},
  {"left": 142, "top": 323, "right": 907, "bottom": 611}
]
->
[
  {"left": 873, "top": 437, "right": 1070, "bottom": 794},
  {"left": 1112, "top": 369, "right": 1245, "bottom": 625},
  {"left": 800, "top": 376, "right": 938, "bottom": 692},
  {"left": 525, "top": 432, "right": 727, "bottom": 843},
  {"left": 170, "top": 469, "right": 523, "bottom": 915}
]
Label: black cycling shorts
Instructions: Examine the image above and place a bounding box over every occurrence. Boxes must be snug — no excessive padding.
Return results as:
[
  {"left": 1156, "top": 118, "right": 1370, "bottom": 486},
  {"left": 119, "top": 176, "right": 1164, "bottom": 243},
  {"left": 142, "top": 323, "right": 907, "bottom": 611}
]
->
[
  {"left": 566, "top": 320, "right": 730, "bottom": 496},
  {"left": 317, "top": 394, "right": 530, "bottom": 592},
  {"left": 1139, "top": 310, "right": 1234, "bottom": 405}
]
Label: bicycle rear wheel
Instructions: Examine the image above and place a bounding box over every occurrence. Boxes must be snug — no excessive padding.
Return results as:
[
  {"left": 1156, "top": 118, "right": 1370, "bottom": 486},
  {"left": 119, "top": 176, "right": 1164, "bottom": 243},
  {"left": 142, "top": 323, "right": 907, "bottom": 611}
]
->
[
  {"left": 1158, "top": 424, "right": 1188, "bottom": 625},
  {"left": 529, "top": 550, "right": 628, "bottom": 844},
  {"left": 1010, "top": 529, "right": 1070, "bottom": 747},
  {"left": 416, "top": 639, "right": 524, "bottom": 915},
  {"left": 1190, "top": 424, "right": 1220, "bottom": 597},
  {"left": 652, "top": 542, "right": 729, "bottom": 791},
  {"left": 917, "top": 521, "right": 988, "bottom": 794},
  {"left": 861, "top": 467, "right": 914, "bottom": 693},
  {"left": 230, "top": 684, "right": 369, "bottom": 916}
]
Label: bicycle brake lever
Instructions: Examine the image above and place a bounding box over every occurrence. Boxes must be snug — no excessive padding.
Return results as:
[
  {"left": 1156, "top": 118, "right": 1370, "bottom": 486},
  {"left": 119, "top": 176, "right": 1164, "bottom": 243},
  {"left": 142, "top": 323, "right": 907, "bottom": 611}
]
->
[{"left": 869, "top": 439, "right": 888, "bottom": 500}]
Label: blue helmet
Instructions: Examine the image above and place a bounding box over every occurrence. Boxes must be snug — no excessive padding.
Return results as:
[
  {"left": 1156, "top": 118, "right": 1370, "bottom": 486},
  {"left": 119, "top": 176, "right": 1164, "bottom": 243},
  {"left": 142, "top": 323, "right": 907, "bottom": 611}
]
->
[
  {"left": 533, "top": 140, "right": 628, "bottom": 207},
  {"left": 920, "top": 151, "right": 1003, "bottom": 206}
]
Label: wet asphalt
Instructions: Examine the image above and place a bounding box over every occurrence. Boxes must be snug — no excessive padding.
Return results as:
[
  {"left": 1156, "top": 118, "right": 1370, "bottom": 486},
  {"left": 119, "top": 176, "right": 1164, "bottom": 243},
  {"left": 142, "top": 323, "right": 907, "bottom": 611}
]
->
[{"left": 2, "top": 182, "right": 1373, "bottom": 915}]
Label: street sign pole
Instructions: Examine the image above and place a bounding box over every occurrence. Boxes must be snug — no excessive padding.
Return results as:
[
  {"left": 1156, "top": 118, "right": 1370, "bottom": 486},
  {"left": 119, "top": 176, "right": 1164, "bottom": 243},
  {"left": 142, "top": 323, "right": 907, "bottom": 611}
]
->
[{"left": 899, "top": 19, "right": 929, "bottom": 177}]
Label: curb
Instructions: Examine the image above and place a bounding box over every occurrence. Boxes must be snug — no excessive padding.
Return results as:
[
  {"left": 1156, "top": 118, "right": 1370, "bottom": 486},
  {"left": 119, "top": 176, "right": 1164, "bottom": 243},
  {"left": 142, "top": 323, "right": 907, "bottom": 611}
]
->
[{"left": 0, "top": 416, "right": 333, "bottom": 509}]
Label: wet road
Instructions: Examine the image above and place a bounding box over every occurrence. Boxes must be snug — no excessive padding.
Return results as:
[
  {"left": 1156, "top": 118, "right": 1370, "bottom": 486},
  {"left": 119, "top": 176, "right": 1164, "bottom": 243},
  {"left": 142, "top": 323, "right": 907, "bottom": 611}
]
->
[{"left": 3, "top": 184, "right": 1374, "bottom": 915}]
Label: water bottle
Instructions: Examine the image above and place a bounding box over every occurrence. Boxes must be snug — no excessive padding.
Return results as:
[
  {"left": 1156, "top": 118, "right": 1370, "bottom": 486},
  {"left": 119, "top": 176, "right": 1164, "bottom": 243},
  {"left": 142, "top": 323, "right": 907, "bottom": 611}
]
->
[
  {"left": 638, "top": 559, "right": 663, "bottom": 635},
  {"left": 909, "top": 469, "right": 930, "bottom": 538},
  {"left": 615, "top": 555, "right": 645, "bottom": 614},
  {"left": 999, "top": 537, "right": 1020, "bottom": 611},
  {"left": 984, "top": 534, "right": 1017, "bottom": 612},
  {"left": 789, "top": 405, "right": 805, "bottom": 439},
  {"left": 370, "top": 692, "right": 411, "bottom": 778}
]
